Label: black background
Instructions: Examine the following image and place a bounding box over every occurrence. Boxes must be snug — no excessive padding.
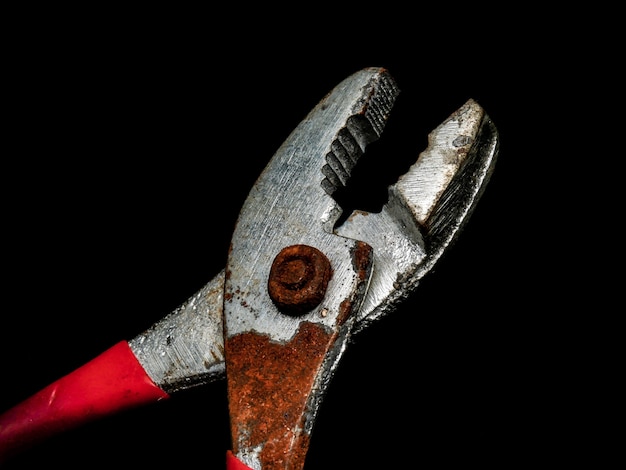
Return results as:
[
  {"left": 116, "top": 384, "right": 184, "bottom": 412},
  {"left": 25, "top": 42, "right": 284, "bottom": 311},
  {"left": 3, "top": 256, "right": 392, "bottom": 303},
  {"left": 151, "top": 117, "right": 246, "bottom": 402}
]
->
[{"left": 1, "top": 8, "right": 608, "bottom": 469}]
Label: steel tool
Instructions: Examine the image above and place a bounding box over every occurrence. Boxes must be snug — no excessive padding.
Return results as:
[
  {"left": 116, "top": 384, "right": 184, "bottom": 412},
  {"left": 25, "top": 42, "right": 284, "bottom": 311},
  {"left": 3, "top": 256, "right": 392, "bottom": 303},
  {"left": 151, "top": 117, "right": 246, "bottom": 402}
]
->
[{"left": 0, "top": 67, "right": 499, "bottom": 469}]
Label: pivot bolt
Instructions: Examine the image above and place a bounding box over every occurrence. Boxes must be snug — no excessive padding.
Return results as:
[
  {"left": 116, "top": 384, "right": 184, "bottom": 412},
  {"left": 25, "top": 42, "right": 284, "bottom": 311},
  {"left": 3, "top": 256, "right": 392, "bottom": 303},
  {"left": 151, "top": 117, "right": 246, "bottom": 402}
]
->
[{"left": 268, "top": 244, "right": 332, "bottom": 316}]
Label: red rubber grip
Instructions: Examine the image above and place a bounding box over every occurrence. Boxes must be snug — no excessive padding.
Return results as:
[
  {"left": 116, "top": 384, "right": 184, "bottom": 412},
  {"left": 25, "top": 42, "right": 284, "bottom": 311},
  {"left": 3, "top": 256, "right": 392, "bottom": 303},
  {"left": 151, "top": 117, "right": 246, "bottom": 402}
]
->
[
  {"left": 226, "top": 450, "right": 254, "bottom": 470},
  {"left": 0, "top": 340, "right": 169, "bottom": 462}
]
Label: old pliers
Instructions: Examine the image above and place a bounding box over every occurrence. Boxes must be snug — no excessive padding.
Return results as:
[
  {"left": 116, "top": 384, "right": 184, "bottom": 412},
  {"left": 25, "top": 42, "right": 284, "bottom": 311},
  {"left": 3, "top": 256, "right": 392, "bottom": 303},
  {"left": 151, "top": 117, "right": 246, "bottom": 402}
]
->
[{"left": 0, "top": 67, "right": 499, "bottom": 469}]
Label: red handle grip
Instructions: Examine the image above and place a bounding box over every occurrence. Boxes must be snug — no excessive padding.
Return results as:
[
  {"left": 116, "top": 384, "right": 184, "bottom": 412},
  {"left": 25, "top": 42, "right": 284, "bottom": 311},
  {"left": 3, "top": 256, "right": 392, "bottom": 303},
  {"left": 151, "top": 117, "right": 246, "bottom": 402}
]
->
[
  {"left": 227, "top": 450, "right": 254, "bottom": 470},
  {"left": 0, "top": 340, "right": 169, "bottom": 463}
]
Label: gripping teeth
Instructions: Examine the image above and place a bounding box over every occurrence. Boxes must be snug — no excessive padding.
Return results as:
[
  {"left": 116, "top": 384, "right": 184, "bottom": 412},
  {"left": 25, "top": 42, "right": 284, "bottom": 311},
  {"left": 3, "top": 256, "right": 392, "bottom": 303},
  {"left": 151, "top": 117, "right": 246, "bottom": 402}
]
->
[
  {"left": 321, "top": 69, "right": 400, "bottom": 196},
  {"left": 321, "top": 128, "right": 361, "bottom": 190},
  {"left": 363, "top": 73, "right": 399, "bottom": 137}
]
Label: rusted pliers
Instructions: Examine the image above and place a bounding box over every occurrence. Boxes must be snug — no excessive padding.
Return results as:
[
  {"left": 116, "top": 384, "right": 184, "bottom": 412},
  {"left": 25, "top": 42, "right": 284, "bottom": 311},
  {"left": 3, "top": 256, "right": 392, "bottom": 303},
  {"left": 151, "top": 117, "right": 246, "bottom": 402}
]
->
[{"left": 0, "top": 67, "right": 499, "bottom": 469}]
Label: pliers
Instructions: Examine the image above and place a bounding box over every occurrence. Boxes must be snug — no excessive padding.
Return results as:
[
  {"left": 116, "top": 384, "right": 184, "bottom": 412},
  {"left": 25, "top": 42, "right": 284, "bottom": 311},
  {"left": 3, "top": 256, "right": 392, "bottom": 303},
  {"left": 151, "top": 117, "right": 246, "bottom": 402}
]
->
[{"left": 0, "top": 67, "right": 499, "bottom": 469}]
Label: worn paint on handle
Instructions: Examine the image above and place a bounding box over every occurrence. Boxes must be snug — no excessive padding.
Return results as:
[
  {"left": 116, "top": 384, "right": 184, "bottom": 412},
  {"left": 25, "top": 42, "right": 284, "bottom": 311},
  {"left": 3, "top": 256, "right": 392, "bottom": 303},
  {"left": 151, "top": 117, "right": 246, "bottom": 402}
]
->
[{"left": 226, "top": 450, "right": 254, "bottom": 470}]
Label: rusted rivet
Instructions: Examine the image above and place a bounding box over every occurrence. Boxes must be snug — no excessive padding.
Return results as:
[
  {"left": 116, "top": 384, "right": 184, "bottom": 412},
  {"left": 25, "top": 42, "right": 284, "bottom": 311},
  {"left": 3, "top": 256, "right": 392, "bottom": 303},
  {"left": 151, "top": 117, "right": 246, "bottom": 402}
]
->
[{"left": 268, "top": 244, "right": 332, "bottom": 316}]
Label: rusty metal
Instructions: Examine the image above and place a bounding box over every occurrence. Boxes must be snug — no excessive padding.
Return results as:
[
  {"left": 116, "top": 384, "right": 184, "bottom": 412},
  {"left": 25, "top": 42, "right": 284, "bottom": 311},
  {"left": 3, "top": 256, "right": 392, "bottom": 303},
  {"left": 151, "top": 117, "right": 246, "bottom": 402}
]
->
[
  {"left": 221, "top": 67, "right": 499, "bottom": 469},
  {"left": 225, "top": 322, "right": 333, "bottom": 470},
  {"left": 223, "top": 68, "right": 390, "bottom": 469},
  {"left": 0, "top": 66, "right": 500, "bottom": 469},
  {"left": 224, "top": 242, "right": 373, "bottom": 470},
  {"left": 268, "top": 244, "right": 332, "bottom": 315},
  {"left": 225, "top": 241, "right": 373, "bottom": 470}
]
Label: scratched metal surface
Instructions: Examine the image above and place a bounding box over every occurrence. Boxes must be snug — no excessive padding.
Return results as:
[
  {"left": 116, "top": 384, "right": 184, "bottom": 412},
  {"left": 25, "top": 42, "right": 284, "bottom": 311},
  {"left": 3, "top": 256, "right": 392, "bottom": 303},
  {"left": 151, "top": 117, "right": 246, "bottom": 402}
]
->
[
  {"left": 1, "top": 36, "right": 526, "bottom": 468},
  {"left": 126, "top": 93, "right": 498, "bottom": 399}
]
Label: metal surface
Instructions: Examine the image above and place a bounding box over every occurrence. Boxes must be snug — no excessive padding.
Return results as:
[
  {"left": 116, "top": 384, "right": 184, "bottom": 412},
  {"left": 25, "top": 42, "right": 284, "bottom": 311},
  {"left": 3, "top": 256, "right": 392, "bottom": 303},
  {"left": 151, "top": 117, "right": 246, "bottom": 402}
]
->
[
  {"left": 223, "top": 67, "right": 396, "bottom": 470},
  {"left": 128, "top": 271, "right": 225, "bottom": 393},
  {"left": 337, "top": 98, "right": 499, "bottom": 333},
  {"left": 223, "top": 67, "right": 397, "bottom": 341},
  {"left": 128, "top": 97, "right": 498, "bottom": 399},
  {"left": 0, "top": 63, "right": 500, "bottom": 468}
]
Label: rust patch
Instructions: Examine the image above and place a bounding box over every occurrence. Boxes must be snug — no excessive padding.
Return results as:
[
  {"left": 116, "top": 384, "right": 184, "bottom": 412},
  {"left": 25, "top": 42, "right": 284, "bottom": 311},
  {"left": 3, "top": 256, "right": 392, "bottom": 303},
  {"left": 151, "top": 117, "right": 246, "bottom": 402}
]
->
[
  {"left": 225, "top": 322, "right": 335, "bottom": 470},
  {"left": 337, "top": 298, "right": 353, "bottom": 326},
  {"left": 268, "top": 245, "right": 332, "bottom": 316},
  {"left": 336, "top": 241, "right": 373, "bottom": 325},
  {"left": 352, "top": 241, "right": 373, "bottom": 281}
]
